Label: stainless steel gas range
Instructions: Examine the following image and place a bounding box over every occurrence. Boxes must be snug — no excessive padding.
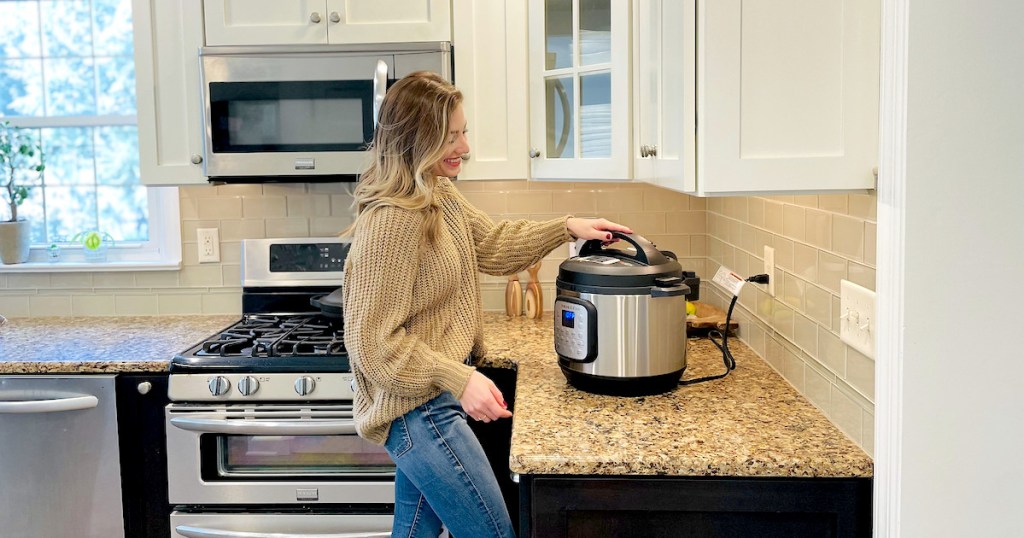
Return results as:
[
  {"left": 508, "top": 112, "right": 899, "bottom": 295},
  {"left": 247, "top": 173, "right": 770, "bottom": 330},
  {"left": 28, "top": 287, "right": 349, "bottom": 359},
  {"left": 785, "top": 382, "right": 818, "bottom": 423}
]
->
[{"left": 166, "top": 237, "right": 394, "bottom": 538}]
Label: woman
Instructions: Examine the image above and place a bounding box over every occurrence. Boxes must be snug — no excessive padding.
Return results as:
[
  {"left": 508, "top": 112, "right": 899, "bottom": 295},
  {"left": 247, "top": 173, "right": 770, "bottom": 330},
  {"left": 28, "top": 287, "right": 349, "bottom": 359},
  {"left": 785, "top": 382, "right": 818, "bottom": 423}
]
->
[{"left": 342, "top": 71, "right": 630, "bottom": 538}]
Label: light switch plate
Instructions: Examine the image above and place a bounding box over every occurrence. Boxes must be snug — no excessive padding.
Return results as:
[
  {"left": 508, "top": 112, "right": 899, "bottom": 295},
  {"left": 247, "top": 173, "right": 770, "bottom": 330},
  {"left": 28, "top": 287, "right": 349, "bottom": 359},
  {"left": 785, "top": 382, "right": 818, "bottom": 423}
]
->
[{"left": 840, "top": 279, "right": 876, "bottom": 359}]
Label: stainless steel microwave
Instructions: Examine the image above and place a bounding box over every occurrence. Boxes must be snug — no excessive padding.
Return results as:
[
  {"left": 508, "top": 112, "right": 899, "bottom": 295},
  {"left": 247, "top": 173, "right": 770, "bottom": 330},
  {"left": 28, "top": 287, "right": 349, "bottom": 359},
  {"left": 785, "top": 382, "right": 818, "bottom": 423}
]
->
[{"left": 199, "top": 42, "right": 452, "bottom": 182}]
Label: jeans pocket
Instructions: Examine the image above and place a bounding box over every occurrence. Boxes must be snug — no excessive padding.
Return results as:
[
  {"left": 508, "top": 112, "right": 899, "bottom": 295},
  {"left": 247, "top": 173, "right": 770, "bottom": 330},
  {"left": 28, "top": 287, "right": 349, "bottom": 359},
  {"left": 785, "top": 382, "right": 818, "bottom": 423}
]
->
[{"left": 384, "top": 415, "right": 413, "bottom": 459}]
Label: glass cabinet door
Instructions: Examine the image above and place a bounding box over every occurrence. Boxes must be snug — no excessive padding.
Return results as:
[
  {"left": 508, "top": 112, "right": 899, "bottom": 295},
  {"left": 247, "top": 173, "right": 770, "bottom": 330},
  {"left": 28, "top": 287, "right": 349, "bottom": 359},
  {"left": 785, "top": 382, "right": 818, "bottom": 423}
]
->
[{"left": 529, "top": 0, "right": 629, "bottom": 180}]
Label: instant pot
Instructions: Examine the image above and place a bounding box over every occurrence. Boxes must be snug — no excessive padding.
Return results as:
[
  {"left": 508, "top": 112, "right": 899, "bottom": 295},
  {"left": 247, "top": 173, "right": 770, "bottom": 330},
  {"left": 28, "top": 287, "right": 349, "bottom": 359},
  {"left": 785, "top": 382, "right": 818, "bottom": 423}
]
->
[{"left": 554, "top": 232, "right": 699, "bottom": 396}]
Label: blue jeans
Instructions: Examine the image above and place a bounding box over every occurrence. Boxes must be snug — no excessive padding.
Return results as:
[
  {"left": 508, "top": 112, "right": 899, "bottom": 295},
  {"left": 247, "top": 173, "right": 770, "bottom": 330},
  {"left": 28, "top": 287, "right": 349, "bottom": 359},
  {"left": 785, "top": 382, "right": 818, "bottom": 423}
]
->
[{"left": 384, "top": 392, "right": 515, "bottom": 538}]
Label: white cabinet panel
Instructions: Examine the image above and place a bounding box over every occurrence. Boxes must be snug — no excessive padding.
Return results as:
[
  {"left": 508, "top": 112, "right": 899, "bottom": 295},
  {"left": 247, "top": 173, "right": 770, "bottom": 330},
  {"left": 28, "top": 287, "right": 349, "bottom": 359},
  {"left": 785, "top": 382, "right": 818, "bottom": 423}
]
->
[
  {"left": 453, "top": 0, "right": 529, "bottom": 180},
  {"left": 327, "top": 0, "right": 451, "bottom": 43},
  {"left": 632, "top": 0, "right": 696, "bottom": 192},
  {"left": 204, "top": 0, "right": 451, "bottom": 46},
  {"left": 698, "top": 0, "right": 880, "bottom": 194},
  {"left": 133, "top": 0, "right": 207, "bottom": 185},
  {"left": 205, "top": 0, "right": 327, "bottom": 45}
]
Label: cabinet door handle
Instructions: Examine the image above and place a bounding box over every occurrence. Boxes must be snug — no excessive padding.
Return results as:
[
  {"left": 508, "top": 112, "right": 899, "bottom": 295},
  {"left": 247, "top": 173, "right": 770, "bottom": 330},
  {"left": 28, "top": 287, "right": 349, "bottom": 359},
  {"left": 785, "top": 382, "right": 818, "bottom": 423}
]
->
[
  {"left": 529, "top": 148, "right": 541, "bottom": 158},
  {"left": 329, "top": 11, "right": 341, "bottom": 23},
  {"left": 0, "top": 395, "right": 98, "bottom": 414},
  {"left": 310, "top": 12, "right": 322, "bottom": 23},
  {"left": 640, "top": 144, "right": 658, "bottom": 158}
]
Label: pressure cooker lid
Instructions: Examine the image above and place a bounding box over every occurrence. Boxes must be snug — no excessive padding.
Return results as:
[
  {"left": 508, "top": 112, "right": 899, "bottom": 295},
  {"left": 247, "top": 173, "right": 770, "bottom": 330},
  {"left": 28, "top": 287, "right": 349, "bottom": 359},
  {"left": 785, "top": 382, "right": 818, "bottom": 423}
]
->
[{"left": 557, "top": 232, "right": 683, "bottom": 289}]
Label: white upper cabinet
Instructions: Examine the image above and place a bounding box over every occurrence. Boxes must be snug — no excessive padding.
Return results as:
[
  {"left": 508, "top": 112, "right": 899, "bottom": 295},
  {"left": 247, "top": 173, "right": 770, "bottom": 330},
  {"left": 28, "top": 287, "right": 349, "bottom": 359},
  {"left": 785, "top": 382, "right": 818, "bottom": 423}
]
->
[
  {"left": 133, "top": 0, "right": 207, "bottom": 185},
  {"left": 694, "top": 0, "right": 880, "bottom": 195},
  {"left": 204, "top": 0, "right": 452, "bottom": 46},
  {"left": 528, "top": 0, "right": 631, "bottom": 180},
  {"left": 531, "top": 0, "right": 880, "bottom": 194},
  {"left": 453, "top": 0, "right": 530, "bottom": 181},
  {"left": 632, "top": 0, "right": 696, "bottom": 191}
]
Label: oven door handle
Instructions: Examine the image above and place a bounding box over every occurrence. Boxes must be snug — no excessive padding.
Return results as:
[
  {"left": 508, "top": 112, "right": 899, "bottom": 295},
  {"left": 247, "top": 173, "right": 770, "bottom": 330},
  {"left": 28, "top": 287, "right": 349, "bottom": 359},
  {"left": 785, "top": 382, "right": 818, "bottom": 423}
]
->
[
  {"left": 175, "top": 526, "right": 391, "bottom": 538},
  {"left": 169, "top": 417, "right": 356, "bottom": 436},
  {"left": 372, "top": 59, "right": 388, "bottom": 129}
]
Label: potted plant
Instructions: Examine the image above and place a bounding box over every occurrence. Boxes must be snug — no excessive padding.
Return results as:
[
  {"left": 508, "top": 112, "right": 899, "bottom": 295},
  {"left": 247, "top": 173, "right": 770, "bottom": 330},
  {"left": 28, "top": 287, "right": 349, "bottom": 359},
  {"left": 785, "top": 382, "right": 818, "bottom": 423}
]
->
[{"left": 0, "top": 121, "right": 45, "bottom": 264}]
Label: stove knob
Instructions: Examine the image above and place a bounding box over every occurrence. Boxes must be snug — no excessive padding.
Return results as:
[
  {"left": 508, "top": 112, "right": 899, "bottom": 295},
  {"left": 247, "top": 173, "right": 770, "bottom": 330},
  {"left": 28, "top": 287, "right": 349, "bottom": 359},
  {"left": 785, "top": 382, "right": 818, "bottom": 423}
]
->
[
  {"left": 237, "top": 376, "right": 260, "bottom": 396},
  {"left": 294, "top": 376, "right": 316, "bottom": 396},
  {"left": 207, "top": 376, "right": 231, "bottom": 397},
  {"left": 350, "top": 378, "right": 357, "bottom": 393}
]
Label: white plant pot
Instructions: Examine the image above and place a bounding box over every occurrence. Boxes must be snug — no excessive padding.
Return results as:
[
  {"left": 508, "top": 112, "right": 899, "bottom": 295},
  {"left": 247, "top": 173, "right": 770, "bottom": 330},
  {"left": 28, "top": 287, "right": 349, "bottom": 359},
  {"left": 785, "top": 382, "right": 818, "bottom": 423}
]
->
[{"left": 0, "top": 219, "right": 31, "bottom": 264}]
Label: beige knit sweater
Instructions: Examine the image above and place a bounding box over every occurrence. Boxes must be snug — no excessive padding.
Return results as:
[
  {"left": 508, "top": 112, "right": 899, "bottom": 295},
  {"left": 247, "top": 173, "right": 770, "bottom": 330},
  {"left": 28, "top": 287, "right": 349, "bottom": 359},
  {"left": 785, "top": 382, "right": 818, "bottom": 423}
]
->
[{"left": 342, "top": 176, "right": 573, "bottom": 444}]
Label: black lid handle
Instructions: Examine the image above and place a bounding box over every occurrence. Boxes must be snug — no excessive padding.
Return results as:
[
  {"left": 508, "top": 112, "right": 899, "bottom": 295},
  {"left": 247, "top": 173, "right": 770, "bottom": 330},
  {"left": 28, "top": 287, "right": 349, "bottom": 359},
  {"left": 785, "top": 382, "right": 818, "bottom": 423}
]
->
[{"left": 578, "top": 231, "right": 667, "bottom": 266}]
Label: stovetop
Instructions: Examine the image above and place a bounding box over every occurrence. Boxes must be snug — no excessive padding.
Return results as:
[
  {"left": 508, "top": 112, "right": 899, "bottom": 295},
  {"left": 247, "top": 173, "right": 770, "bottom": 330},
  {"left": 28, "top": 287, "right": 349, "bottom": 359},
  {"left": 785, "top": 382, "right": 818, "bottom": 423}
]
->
[{"left": 171, "top": 314, "right": 351, "bottom": 374}]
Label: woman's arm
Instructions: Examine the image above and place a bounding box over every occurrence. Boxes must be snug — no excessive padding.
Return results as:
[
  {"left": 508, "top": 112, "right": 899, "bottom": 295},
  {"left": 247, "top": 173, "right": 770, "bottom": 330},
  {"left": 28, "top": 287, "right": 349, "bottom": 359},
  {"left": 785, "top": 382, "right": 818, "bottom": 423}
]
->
[{"left": 343, "top": 205, "right": 474, "bottom": 398}]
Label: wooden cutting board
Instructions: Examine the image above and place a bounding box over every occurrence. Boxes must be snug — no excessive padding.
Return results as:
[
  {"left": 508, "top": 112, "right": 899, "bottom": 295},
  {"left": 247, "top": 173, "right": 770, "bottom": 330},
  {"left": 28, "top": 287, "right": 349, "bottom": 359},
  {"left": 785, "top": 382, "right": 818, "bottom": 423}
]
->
[{"left": 686, "top": 301, "right": 739, "bottom": 332}]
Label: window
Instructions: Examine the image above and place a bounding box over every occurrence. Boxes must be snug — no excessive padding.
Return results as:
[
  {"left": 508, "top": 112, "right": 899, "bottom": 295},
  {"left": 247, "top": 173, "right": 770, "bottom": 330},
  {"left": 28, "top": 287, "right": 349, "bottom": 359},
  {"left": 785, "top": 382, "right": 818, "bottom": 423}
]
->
[{"left": 0, "top": 0, "right": 179, "bottom": 270}]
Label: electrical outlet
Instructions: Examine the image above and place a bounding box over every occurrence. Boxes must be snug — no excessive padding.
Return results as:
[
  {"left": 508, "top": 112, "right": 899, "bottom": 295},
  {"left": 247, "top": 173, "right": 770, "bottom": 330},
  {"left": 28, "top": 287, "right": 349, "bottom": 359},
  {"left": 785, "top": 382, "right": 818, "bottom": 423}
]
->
[
  {"left": 197, "top": 228, "right": 220, "bottom": 263},
  {"left": 763, "top": 246, "right": 775, "bottom": 296},
  {"left": 840, "top": 279, "right": 876, "bottom": 359}
]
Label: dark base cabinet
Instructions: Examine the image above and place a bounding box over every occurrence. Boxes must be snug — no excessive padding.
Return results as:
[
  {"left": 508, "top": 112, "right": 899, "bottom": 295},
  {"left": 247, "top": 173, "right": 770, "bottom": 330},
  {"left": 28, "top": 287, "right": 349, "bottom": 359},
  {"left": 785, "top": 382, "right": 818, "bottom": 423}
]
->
[
  {"left": 116, "top": 373, "right": 172, "bottom": 538},
  {"left": 466, "top": 367, "right": 519, "bottom": 537},
  {"left": 520, "top": 475, "right": 872, "bottom": 538}
]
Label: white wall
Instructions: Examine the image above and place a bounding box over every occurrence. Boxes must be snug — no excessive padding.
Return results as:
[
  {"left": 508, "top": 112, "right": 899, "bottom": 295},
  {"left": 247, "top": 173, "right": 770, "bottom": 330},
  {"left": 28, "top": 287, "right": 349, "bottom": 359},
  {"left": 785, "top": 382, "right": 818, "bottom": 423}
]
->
[{"left": 900, "top": 0, "right": 1024, "bottom": 534}]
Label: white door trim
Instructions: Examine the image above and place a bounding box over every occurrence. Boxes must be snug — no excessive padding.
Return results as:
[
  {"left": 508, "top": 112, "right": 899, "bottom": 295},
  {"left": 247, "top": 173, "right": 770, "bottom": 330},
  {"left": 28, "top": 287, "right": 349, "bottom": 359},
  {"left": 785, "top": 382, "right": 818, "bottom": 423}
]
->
[{"left": 874, "top": 0, "right": 909, "bottom": 535}]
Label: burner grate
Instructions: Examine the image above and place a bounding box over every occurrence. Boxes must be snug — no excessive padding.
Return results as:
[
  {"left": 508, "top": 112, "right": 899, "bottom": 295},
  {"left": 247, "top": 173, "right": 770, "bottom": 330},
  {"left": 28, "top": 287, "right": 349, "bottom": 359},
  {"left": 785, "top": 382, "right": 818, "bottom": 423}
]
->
[{"left": 194, "top": 315, "right": 347, "bottom": 359}]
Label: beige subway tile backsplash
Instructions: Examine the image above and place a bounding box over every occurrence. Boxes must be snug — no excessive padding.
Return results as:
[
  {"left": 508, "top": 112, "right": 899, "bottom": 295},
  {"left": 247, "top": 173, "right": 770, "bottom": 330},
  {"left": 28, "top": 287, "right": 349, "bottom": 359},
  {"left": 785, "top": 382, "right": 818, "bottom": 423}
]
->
[{"left": 6, "top": 178, "right": 876, "bottom": 453}]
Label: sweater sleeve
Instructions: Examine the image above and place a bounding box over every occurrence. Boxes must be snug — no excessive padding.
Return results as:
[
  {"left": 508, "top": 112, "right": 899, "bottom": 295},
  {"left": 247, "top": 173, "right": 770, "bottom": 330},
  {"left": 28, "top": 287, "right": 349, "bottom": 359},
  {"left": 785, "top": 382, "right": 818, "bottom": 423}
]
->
[
  {"left": 342, "top": 205, "right": 475, "bottom": 398},
  {"left": 445, "top": 182, "right": 574, "bottom": 276}
]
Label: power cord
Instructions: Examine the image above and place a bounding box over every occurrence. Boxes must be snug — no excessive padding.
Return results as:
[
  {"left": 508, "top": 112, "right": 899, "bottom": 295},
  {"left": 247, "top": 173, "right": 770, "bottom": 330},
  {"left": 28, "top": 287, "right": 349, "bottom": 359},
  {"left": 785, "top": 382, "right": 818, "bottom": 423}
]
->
[{"left": 680, "top": 273, "right": 769, "bottom": 386}]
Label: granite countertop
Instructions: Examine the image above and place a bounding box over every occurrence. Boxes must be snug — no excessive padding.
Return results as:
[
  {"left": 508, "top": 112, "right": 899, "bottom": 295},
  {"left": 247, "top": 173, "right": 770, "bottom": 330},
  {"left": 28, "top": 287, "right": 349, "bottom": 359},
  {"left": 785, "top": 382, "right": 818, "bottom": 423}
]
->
[
  {"left": 481, "top": 312, "right": 873, "bottom": 479},
  {"left": 0, "top": 315, "right": 237, "bottom": 373},
  {"left": 0, "top": 312, "right": 872, "bottom": 478}
]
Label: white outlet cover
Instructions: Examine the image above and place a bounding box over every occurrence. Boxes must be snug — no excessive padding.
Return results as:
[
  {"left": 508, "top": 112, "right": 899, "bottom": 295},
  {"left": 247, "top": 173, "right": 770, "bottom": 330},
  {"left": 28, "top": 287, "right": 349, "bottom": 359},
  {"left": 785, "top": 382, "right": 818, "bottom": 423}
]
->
[
  {"left": 197, "top": 228, "right": 220, "bottom": 263},
  {"left": 840, "top": 279, "right": 876, "bottom": 359}
]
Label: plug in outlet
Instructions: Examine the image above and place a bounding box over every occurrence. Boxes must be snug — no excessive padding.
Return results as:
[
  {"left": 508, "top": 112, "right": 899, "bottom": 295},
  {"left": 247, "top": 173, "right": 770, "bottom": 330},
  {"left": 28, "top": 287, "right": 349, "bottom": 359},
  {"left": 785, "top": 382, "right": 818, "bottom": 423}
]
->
[
  {"left": 763, "top": 246, "right": 775, "bottom": 296},
  {"left": 840, "top": 279, "right": 876, "bottom": 359},
  {"left": 197, "top": 228, "right": 220, "bottom": 263}
]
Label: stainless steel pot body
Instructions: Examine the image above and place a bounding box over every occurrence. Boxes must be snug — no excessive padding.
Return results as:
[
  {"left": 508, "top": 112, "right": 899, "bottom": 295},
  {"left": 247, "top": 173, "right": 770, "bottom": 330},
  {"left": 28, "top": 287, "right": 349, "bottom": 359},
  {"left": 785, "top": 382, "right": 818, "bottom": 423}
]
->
[{"left": 556, "top": 288, "right": 686, "bottom": 378}]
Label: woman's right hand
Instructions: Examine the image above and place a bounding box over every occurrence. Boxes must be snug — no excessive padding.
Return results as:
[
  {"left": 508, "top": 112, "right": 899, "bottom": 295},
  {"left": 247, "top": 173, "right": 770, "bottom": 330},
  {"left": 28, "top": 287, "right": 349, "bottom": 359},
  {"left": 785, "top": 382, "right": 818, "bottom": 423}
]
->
[{"left": 460, "top": 371, "right": 512, "bottom": 423}]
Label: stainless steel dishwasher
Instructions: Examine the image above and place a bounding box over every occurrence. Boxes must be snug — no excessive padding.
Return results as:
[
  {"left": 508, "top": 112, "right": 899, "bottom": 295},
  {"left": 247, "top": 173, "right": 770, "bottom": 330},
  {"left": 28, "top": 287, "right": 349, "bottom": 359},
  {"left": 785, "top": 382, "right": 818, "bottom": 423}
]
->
[{"left": 0, "top": 375, "right": 125, "bottom": 537}]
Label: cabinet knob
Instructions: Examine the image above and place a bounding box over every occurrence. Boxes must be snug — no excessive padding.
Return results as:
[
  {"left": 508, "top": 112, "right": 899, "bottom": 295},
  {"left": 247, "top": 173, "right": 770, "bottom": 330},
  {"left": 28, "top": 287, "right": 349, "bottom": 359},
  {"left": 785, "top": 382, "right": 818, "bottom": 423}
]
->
[
  {"left": 529, "top": 148, "right": 541, "bottom": 159},
  {"left": 461, "top": 153, "right": 470, "bottom": 161},
  {"left": 190, "top": 154, "right": 203, "bottom": 165},
  {"left": 329, "top": 11, "right": 341, "bottom": 23},
  {"left": 310, "top": 12, "right": 322, "bottom": 23},
  {"left": 640, "top": 145, "right": 658, "bottom": 158},
  {"left": 136, "top": 381, "right": 152, "bottom": 395}
]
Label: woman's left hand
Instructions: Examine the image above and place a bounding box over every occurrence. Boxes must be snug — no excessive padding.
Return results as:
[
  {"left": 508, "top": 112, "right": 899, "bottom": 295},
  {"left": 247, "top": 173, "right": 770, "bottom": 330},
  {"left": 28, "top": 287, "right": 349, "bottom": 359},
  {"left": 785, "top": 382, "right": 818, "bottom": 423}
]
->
[{"left": 567, "top": 217, "right": 633, "bottom": 241}]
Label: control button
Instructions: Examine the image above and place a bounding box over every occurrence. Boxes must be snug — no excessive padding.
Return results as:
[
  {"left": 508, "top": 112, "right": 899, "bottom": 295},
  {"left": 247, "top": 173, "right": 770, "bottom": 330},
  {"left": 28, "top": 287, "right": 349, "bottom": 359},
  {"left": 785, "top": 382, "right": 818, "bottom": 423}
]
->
[
  {"left": 207, "top": 376, "right": 231, "bottom": 396},
  {"left": 238, "top": 376, "right": 260, "bottom": 396},
  {"left": 294, "top": 376, "right": 316, "bottom": 396}
]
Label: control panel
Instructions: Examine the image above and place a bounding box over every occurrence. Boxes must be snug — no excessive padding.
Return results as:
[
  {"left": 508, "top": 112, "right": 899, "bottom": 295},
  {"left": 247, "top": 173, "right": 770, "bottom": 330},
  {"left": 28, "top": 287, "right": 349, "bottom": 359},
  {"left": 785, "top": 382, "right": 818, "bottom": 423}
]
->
[
  {"left": 553, "top": 296, "right": 598, "bottom": 362},
  {"left": 169, "top": 373, "right": 356, "bottom": 402}
]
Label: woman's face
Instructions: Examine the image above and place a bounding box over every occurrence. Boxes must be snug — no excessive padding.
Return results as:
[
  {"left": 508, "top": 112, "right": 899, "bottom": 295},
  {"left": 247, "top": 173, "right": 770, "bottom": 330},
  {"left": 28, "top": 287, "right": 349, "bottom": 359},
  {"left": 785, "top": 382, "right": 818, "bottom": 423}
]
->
[{"left": 430, "top": 104, "right": 471, "bottom": 178}]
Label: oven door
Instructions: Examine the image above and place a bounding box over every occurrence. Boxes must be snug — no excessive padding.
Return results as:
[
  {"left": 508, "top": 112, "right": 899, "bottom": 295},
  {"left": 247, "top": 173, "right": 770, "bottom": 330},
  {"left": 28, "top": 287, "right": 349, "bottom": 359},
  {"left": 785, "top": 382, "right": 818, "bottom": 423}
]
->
[
  {"left": 166, "top": 403, "right": 395, "bottom": 505},
  {"left": 171, "top": 512, "right": 391, "bottom": 538}
]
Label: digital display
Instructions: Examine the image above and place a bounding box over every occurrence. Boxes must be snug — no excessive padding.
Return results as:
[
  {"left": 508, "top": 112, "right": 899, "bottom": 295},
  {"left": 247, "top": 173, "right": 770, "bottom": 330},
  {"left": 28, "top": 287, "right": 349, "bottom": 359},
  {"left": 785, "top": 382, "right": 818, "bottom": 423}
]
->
[
  {"left": 562, "top": 310, "right": 575, "bottom": 328},
  {"left": 269, "top": 243, "right": 350, "bottom": 272}
]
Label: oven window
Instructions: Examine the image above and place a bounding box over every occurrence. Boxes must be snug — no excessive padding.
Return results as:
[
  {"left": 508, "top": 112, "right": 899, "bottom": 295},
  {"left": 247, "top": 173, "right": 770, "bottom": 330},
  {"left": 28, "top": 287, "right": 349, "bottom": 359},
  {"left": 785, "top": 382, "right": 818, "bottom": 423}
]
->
[
  {"left": 208, "top": 435, "right": 395, "bottom": 478},
  {"left": 209, "top": 80, "right": 374, "bottom": 153}
]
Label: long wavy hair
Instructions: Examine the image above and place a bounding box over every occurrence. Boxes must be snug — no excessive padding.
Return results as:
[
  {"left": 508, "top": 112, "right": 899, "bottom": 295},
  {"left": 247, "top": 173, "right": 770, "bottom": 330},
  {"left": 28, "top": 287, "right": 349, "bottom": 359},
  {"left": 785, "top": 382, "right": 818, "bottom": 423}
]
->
[{"left": 343, "top": 71, "right": 462, "bottom": 243}]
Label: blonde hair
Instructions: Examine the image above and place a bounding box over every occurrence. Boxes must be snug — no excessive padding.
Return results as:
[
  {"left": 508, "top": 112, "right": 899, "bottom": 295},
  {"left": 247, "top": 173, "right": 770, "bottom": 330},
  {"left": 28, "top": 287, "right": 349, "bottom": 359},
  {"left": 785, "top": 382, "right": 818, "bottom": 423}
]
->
[{"left": 343, "top": 71, "right": 462, "bottom": 243}]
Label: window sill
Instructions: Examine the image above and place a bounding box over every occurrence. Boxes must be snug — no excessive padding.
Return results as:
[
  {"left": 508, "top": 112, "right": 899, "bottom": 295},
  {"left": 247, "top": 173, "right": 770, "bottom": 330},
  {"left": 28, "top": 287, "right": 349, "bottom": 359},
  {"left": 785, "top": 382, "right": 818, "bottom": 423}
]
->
[{"left": 0, "top": 259, "right": 182, "bottom": 273}]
